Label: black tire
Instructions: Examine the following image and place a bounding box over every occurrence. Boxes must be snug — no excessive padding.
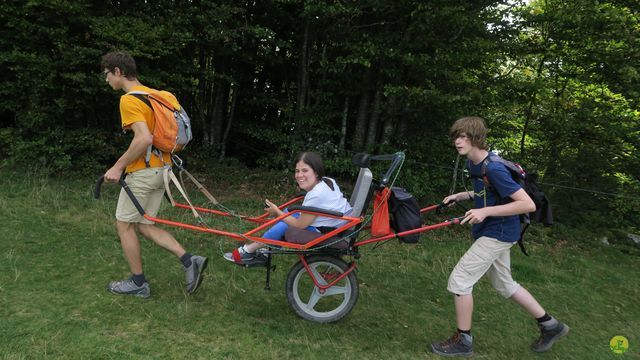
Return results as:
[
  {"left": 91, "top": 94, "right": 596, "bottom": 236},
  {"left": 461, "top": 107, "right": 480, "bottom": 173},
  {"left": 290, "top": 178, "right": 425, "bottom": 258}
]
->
[{"left": 285, "top": 255, "right": 359, "bottom": 323}]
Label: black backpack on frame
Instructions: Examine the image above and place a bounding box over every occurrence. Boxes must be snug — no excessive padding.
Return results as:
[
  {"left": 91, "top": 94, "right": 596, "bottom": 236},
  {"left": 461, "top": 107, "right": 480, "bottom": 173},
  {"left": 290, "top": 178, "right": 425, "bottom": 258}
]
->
[{"left": 388, "top": 187, "right": 422, "bottom": 243}]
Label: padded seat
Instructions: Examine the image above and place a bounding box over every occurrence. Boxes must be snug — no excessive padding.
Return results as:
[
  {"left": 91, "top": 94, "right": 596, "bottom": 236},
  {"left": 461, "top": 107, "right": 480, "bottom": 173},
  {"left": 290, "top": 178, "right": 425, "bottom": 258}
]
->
[{"left": 283, "top": 227, "right": 349, "bottom": 249}]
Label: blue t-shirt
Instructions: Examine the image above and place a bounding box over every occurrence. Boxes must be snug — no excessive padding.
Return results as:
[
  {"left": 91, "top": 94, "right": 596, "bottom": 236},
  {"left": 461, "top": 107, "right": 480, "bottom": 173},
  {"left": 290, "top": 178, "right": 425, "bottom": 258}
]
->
[{"left": 469, "top": 153, "right": 522, "bottom": 242}]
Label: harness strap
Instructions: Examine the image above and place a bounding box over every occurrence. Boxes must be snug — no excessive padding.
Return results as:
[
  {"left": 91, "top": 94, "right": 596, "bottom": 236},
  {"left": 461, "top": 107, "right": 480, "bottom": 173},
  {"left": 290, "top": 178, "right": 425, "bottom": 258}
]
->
[
  {"left": 162, "top": 166, "right": 202, "bottom": 221},
  {"left": 128, "top": 92, "right": 164, "bottom": 169},
  {"left": 144, "top": 146, "right": 153, "bottom": 168},
  {"left": 179, "top": 168, "right": 219, "bottom": 205},
  {"left": 518, "top": 223, "right": 530, "bottom": 256}
]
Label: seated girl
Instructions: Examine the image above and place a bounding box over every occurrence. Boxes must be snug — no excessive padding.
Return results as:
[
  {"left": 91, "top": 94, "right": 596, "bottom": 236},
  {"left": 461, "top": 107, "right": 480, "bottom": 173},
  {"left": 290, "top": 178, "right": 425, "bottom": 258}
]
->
[{"left": 223, "top": 152, "right": 352, "bottom": 266}]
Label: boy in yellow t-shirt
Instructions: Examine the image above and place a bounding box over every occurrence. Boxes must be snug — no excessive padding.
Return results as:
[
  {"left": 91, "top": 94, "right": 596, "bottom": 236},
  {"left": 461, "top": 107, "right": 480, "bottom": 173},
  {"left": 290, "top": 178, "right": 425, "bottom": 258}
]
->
[{"left": 101, "top": 51, "right": 207, "bottom": 298}]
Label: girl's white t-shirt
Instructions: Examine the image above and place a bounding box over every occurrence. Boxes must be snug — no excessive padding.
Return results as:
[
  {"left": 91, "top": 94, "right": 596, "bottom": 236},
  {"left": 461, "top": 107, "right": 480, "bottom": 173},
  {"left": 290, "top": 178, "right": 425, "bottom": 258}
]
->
[{"left": 302, "top": 177, "right": 353, "bottom": 228}]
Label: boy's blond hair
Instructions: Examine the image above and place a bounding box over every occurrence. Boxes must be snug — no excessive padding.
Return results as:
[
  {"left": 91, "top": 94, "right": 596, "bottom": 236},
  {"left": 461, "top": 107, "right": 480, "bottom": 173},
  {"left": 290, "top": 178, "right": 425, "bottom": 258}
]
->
[{"left": 449, "top": 116, "right": 488, "bottom": 150}]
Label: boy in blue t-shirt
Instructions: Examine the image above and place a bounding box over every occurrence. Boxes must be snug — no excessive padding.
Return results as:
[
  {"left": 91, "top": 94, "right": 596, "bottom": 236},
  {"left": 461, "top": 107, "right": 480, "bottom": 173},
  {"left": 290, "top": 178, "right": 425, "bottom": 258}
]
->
[{"left": 430, "top": 117, "right": 569, "bottom": 357}]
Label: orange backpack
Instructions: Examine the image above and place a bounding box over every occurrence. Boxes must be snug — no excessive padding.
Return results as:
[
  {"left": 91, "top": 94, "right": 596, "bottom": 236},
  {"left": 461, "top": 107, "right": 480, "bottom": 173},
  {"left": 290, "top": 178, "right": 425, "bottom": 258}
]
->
[{"left": 128, "top": 90, "right": 193, "bottom": 157}]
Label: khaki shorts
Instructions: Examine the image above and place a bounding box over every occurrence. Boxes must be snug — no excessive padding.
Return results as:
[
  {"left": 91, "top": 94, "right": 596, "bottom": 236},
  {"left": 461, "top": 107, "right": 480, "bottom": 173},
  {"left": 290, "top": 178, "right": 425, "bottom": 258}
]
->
[
  {"left": 447, "top": 236, "right": 520, "bottom": 298},
  {"left": 115, "top": 168, "right": 165, "bottom": 224}
]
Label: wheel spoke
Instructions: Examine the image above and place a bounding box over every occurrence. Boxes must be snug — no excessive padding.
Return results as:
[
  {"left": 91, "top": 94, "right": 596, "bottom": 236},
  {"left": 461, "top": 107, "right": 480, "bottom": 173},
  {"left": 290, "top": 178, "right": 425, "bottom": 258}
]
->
[
  {"left": 323, "top": 285, "right": 349, "bottom": 296},
  {"left": 305, "top": 286, "right": 322, "bottom": 310},
  {"left": 309, "top": 265, "right": 329, "bottom": 286}
]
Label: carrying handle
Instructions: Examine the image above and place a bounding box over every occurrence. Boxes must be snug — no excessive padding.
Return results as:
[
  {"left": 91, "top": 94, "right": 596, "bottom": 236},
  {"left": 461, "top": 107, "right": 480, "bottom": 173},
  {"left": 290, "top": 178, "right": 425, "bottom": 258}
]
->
[
  {"left": 94, "top": 175, "right": 105, "bottom": 199},
  {"left": 352, "top": 152, "right": 405, "bottom": 186},
  {"left": 287, "top": 205, "right": 344, "bottom": 218}
]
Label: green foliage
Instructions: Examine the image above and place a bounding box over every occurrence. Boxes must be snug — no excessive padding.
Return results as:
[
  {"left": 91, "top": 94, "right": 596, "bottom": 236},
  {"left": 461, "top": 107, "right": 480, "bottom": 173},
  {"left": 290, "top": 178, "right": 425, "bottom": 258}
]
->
[
  {"left": 0, "top": 126, "right": 117, "bottom": 175},
  {"left": 0, "top": 0, "right": 638, "bottom": 232}
]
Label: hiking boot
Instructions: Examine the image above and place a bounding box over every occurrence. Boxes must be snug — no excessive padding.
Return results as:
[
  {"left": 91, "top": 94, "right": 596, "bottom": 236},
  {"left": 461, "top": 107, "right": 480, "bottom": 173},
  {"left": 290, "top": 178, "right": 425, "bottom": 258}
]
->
[
  {"left": 430, "top": 332, "right": 473, "bottom": 357},
  {"left": 107, "top": 277, "right": 150, "bottom": 299},
  {"left": 223, "top": 247, "right": 268, "bottom": 267},
  {"left": 532, "top": 321, "right": 569, "bottom": 352},
  {"left": 185, "top": 255, "right": 208, "bottom": 294}
]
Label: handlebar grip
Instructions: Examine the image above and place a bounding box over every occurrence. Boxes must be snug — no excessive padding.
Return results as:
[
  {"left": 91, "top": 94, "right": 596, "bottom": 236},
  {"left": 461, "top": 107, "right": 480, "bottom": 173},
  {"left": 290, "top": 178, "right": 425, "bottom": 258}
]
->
[
  {"left": 94, "top": 175, "right": 105, "bottom": 199},
  {"left": 94, "top": 174, "right": 146, "bottom": 217},
  {"left": 352, "top": 153, "right": 371, "bottom": 168},
  {"left": 440, "top": 200, "right": 455, "bottom": 208}
]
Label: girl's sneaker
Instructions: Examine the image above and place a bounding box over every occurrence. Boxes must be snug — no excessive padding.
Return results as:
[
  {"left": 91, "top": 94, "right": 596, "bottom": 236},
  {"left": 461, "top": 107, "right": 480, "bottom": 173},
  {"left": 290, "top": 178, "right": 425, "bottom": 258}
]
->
[{"left": 223, "top": 247, "right": 267, "bottom": 267}]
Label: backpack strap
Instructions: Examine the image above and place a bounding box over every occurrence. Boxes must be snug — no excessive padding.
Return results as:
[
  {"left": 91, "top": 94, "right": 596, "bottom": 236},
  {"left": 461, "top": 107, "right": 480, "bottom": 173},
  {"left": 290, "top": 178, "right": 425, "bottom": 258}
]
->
[
  {"left": 126, "top": 90, "right": 169, "bottom": 168},
  {"left": 471, "top": 154, "right": 531, "bottom": 256},
  {"left": 128, "top": 92, "right": 152, "bottom": 109},
  {"left": 479, "top": 154, "right": 506, "bottom": 188},
  {"left": 467, "top": 154, "right": 496, "bottom": 186},
  {"left": 478, "top": 154, "right": 518, "bottom": 203}
]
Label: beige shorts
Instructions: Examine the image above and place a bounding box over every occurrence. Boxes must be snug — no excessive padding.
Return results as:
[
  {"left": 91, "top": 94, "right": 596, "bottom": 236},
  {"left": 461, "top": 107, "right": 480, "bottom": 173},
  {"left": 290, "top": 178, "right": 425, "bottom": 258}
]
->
[
  {"left": 115, "top": 167, "right": 165, "bottom": 224},
  {"left": 447, "top": 236, "right": 520, "bottom": 298}
]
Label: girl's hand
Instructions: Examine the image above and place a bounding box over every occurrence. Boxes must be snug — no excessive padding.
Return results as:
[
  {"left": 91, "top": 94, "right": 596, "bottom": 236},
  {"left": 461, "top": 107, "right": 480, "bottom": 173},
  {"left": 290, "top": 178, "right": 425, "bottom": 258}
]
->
[{"left": 264, "top": 199, "right": 279, "bottom": 217}]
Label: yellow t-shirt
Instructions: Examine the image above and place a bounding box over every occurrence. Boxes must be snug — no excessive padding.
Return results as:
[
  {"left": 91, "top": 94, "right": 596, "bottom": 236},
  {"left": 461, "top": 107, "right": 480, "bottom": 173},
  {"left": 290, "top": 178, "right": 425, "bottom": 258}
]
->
[{"left": 119, "top": 85, "right": 174, "bottom": 173}]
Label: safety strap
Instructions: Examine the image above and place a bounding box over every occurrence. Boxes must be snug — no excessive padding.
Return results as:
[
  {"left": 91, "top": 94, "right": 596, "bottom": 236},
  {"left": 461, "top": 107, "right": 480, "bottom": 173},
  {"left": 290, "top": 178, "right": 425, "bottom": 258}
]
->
[
  {"left": 162, "top": 166, "right": 203, "bottom": 223},
  {"left": 178, "top": 168, "right": 219, "bottom": 205}
]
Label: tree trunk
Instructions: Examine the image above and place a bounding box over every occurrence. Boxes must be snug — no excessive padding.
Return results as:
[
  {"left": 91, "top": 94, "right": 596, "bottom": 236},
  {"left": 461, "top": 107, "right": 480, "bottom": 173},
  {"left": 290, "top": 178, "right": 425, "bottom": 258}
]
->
[
  {"left": 353, "top": 91, "right": 370, "bottom": 151},
  {"left": 195, "top": 48, "right": 210, "bottom": 144},
  {"left": 520, "top": 58, "right": 545, "bottom": 158},
  {"left": 210, "top": 58, "right": 228, "bottom": 148},
  {"left": 365, "top": 90, "right": 382, "bottom": 151},
  {"left": 339, "top": 97, "right": 349, "bottom": 150},
  {"left": 380, "top": 96, "right": 397, "bottom": 148},
  {"left": 219, "top": 83, "right": 238, "bottom": 160},
  {"left": 296, "top": 19, "right": 310, "bottom": 116},
  {"left": 395, "top": 105, "right": 409, "bottom": 141},
  {"left": 313, "top": 43, "right": 327, "bottom": 108}
]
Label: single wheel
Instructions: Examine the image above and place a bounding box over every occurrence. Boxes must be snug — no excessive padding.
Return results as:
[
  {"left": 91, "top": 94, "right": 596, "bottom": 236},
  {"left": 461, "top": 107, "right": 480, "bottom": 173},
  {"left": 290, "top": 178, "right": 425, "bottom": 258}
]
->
[{"left": 285, "top": 255, "right": 359, "bottom": 323}]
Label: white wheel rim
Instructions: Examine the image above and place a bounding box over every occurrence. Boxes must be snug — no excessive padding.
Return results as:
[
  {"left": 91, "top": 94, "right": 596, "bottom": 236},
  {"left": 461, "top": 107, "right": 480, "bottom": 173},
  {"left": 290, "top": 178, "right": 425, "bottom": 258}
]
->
[{"left": 291, "top": 260, "right": 353, "bottom": 319}]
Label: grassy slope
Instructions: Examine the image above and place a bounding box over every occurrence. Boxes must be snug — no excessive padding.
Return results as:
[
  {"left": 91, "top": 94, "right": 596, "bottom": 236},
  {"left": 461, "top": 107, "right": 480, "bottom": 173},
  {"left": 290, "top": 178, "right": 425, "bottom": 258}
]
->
[{"left": 0, "top": 173, "right": 638, "bottom": 360}]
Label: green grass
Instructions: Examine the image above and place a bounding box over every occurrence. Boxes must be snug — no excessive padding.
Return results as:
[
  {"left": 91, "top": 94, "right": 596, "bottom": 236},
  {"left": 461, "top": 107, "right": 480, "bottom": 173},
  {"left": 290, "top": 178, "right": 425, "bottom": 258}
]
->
[{"left": 0, "top": 171, "right": 639, "bottom": 360}]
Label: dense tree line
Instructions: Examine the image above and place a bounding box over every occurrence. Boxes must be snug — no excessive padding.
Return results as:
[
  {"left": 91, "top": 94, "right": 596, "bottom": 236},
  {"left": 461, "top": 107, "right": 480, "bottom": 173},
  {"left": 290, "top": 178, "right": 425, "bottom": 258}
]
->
[{"left": 0, "top": 0, "right": 638, "bottom": 230}]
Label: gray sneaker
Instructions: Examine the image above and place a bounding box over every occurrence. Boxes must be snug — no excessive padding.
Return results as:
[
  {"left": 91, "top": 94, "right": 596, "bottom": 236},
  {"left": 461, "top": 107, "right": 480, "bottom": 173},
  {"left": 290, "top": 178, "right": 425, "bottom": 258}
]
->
[
  {"left": 532, "top": 321, "right": 569, "bottom": 352},
  {"left": 430, "top": 332, "right": 473, "bottom": 357},
  {"left": 185, "top": 255, "right": 208, "bottom": 294},
  {"left": 107, "top": 277, "right": 150, "bottom": 298}
]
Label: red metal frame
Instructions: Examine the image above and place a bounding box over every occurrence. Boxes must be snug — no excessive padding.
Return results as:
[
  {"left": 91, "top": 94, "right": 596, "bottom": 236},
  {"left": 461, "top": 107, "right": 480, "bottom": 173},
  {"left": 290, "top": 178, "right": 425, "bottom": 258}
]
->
[
  {"left": 150, "top": 195, "right": 461, "bottom": 251},
  {"left": 299, "top": 255, "right": 358, "bottom": 293},
  {"left": 145, "top": 203, "right": 363, "bottom": 250},
  {"left": 130, "top": 185, "right": 464, "bottom": 300}
]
